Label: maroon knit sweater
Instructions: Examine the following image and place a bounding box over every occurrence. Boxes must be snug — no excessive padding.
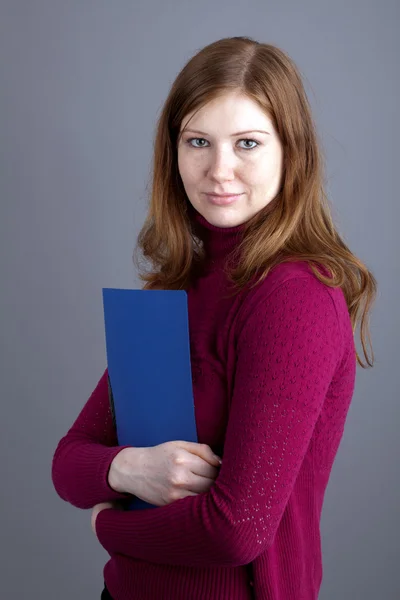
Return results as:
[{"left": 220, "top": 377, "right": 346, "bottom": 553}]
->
[{"left": 52, "top": 209, "right": 357, "bottom": 600}]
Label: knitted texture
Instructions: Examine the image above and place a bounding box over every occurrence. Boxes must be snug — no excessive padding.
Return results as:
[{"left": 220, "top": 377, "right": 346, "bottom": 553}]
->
[{"left": 52, "top": 209, "right": 356, "bottom": 600}]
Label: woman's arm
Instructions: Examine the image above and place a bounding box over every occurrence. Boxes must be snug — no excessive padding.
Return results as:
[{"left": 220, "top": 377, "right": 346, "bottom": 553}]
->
[
  {"left": 95, "top": 275, "right": 345, "bottom": 566},
  {"left": 51, "top": 369, "right": 133, "bottom": 509}
]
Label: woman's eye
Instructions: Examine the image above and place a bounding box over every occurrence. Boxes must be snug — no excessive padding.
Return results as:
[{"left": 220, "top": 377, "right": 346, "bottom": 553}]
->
[
  {"left": 187, "top": 138, "right": 260, "bottom": 150},
  {"left": 238, "top": 139, "right": 259, "bottom": 150},
  {"left": 188, "top": 138, "right": 209, "bottom": 148}
]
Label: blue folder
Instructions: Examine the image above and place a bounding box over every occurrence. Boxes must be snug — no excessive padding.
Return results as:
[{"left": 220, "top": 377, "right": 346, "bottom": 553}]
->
[{"left": 102, "top": 288, "right": 198, "bottom": 511}]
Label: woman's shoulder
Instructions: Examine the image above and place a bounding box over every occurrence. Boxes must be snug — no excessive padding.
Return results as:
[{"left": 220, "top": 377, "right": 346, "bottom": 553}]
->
[
  {"left": 264, "top": 261, "right": 356, "bottom": 372},
  {"left": 267, "top": 259, "right": 330, "bottom": 287},
  {"left": 242, "top": 260, "right": 351, "bottom": 331},
  {"left": 264, "top": 260, "right": 345, "bottom": 300},
  {"left": 237, "top": 259, "right": 354, "bottom": 365},
  {"left": 246, "top": 259, "right": 331, "bottom": 296}
]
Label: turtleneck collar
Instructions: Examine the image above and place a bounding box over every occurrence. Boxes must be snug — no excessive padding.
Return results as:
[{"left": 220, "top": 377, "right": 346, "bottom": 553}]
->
[{"left": 190, "top": 206, "right": 246, "bottom": 264}]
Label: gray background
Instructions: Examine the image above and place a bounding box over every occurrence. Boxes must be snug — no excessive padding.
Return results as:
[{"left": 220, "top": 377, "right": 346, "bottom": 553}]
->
[{"left": 0, "top": 1, "right": 398, "bottom": 598}]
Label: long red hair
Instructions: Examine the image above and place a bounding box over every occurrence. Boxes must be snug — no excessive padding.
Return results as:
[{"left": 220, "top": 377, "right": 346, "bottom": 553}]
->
[{"left": 133, "top": 36, "right": 377, "bottom": 369}]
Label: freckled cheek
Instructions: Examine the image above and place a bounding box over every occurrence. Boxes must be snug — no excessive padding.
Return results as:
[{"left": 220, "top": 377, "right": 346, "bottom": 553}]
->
[
  {"left": 178, "top": 157, "right": 197, "bottom": 187},
  {"left": 182, "top": 157, "right": 209, "bottom": 187},
  {"left": 241, "top": 165, "right": 263, "bottom": 187}
]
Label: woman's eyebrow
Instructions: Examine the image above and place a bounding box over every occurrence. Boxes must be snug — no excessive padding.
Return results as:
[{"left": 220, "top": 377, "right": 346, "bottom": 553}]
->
[{"left": 183, "top": 129, "right": 271, "bottom": 136}]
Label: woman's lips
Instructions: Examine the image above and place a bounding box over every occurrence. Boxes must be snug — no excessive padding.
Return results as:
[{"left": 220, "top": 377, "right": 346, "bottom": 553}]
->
[{"left": 205, "top": 193, "right": 243, "bottom": 206}]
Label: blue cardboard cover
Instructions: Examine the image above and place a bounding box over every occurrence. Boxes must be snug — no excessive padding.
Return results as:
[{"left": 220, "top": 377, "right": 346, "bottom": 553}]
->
[{"left": 102, "top": 288, "right": 198, "bottom": 510}]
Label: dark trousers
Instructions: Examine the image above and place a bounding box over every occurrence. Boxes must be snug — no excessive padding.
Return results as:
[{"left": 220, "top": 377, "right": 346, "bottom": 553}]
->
[{"left": 101, "top": 582, "right": 114, "bottom": 599}]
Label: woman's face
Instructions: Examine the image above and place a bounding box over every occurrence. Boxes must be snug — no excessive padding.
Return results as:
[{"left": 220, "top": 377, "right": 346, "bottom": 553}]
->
[{"left": 177, "top": 91, "right": 284, "bottom": 228}]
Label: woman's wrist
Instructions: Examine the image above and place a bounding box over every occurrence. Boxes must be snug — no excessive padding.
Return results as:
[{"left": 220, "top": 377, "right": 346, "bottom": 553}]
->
[{"left": 108, "top": 447, "right": 142, "bottom": 495}]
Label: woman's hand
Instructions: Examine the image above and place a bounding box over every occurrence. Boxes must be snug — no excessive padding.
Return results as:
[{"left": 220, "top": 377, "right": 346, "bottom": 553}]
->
[
  {"left": 109, "top": 441, "right": 222, "bottom": 507},
  {"left": 91, "top": 502, "right": 117, "bottom": 536},
  {"left": 92, "top": 440, "right": 222, "bottom": 534}
]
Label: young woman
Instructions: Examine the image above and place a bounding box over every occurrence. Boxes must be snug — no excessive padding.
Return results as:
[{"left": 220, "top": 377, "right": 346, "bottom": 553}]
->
[{"left": 52, "top": 36, "right": 377, "bottom": 600}]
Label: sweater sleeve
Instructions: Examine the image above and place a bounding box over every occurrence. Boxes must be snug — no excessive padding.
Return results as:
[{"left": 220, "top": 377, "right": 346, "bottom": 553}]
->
[
  {"left": 95, "top": 276, "right": 343, "bottom": 566},
  {"left": 51, "top": 368, "right": 133, "bottom": 509}
]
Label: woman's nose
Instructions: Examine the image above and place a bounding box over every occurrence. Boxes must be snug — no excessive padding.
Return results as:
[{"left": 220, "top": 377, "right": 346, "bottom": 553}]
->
[{"left": 207, "top": 150, "right": 236, "bottom": 180}]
